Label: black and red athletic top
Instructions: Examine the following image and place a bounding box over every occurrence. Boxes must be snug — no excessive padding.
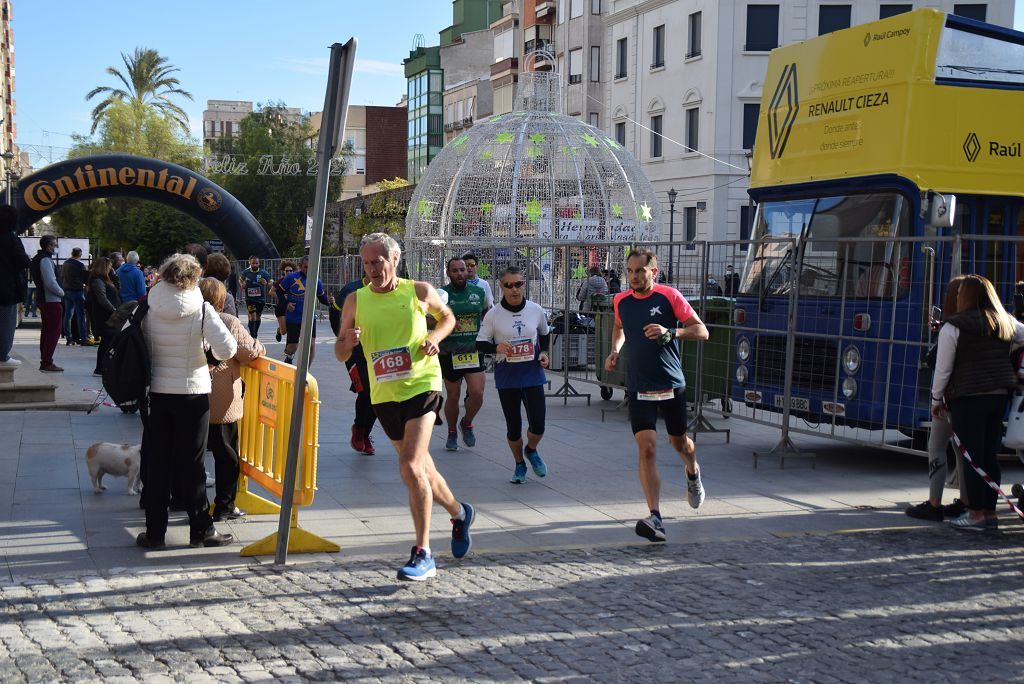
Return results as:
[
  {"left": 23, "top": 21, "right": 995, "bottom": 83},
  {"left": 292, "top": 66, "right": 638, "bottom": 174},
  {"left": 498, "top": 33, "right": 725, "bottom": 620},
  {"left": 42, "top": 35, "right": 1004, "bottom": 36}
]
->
[{"left": 613, "top": 284, "right": 696, "bottom": 392}]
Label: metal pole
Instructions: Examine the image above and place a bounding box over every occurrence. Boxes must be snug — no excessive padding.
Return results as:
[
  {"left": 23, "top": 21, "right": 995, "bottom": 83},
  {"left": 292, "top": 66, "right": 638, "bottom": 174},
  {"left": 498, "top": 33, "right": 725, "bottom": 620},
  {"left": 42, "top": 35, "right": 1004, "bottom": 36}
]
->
[
  {"left": 275, "top": 39, "right": 357, "bottom": 566},
  {"left": 668, "top": 205, "right": 675, "bottom": 283}
]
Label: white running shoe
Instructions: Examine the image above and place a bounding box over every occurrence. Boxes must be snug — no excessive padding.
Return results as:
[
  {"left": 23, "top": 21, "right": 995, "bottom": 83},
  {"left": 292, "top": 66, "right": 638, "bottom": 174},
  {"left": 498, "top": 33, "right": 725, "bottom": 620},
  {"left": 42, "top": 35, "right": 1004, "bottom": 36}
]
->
[
  {"left": 0, "top": 357, "right": 21, "bottom": 367},
  {"left": 686, "top": 468, "right": 705, "bottom": 509}
]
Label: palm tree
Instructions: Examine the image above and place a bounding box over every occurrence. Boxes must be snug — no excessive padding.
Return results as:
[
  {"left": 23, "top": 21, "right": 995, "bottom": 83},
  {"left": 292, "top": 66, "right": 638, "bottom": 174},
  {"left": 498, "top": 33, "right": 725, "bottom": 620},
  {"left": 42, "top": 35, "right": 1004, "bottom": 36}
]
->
[{"left": 85, "top": 47, "right": 193, "bottom": 135}]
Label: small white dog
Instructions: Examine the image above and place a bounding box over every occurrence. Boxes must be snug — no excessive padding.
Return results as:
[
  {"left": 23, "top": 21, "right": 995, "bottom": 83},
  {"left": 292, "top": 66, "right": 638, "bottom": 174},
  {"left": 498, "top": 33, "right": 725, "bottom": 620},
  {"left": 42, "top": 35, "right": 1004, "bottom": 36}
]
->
[{"left": 86, "top": 442, "right": 141, "bottom": 495}]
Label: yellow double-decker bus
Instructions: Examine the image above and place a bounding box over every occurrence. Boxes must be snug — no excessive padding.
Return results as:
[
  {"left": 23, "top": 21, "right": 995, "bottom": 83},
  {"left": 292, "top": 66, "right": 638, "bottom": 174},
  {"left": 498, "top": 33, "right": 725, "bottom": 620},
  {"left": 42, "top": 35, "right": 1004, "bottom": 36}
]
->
[{"left": 734, "top": 8, "right": 1024, "bottom": 445}]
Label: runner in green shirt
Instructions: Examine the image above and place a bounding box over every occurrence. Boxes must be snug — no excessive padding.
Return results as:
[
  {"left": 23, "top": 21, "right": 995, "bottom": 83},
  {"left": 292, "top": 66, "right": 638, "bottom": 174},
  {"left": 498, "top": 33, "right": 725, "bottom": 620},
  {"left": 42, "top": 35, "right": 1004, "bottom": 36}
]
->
[{"left": 438, "top": 257, "right": 489, "bottom": 452}]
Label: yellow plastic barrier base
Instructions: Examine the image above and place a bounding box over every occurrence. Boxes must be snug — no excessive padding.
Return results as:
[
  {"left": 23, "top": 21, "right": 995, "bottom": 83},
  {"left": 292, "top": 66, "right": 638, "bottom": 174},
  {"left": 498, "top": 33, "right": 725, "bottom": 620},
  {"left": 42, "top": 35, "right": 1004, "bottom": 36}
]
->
[
  {"left": 233, "top": 489, "right": 282, "bottom": 515},
  {"left": 240, "top": 526, "right": 341, "bottom": 557}
]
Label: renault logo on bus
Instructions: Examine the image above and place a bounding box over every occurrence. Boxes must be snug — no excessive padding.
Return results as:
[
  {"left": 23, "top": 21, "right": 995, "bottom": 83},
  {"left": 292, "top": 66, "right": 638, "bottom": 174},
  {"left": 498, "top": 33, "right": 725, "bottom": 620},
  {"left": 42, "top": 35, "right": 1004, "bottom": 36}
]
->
[
  {"left": 768, "top": 63, "right": 799, "bottom": 159},
  {"left": 964, "top": 132, "right": 981, "bottom": 162}
]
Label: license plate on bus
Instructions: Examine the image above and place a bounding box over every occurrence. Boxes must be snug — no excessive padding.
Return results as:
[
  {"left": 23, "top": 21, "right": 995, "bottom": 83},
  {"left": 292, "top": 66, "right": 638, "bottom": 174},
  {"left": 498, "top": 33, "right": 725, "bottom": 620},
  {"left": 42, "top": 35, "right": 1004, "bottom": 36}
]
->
[{"left": 774, "top": 395, "right": 810, "bottom": 412}]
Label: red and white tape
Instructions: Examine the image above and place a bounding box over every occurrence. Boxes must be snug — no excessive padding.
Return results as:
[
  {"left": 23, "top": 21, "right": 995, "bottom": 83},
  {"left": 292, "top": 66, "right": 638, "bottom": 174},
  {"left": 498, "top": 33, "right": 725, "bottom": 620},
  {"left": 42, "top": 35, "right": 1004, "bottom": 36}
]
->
[
  {"left": 949, "top": 427, "right": 1024, "bottom": 522},
  {"left": 83, "top": 387, "right": 116, "bottom": 408}
]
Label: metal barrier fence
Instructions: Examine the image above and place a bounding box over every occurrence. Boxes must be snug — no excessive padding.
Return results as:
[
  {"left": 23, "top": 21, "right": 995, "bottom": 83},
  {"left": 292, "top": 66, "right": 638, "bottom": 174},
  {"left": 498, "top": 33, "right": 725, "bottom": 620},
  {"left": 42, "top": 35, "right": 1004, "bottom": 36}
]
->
[
  {"left": 241, "top": 233, "right": 1024, "bottom": 462},
  {"left": 235, "top": 356, "right": 338, "bottom": 556}
]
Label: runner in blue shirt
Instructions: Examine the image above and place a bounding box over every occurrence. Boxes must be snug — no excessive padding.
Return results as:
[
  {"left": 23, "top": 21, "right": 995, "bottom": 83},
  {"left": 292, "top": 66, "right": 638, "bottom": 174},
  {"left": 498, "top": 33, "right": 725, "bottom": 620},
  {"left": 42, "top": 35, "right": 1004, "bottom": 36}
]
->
[
  {"left": 240, "top": 255, "right": 272, "bottom": 339},
  {"left": 477, "top": 266, "right": 551, "bottom": 483},
  {"left": 604, "top": 248, "right": 709, "bottom": 543},
  {"left": 279, "top": 255, "right": 333, "bottom": 364}
]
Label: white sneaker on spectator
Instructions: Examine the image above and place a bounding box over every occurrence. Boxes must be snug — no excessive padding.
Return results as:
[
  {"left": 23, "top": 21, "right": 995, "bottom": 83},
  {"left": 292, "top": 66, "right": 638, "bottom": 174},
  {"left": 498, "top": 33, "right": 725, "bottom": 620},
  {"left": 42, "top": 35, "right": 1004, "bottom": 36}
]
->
[{"left": 0, "top": 358, "right": 21, "bottom": 367}]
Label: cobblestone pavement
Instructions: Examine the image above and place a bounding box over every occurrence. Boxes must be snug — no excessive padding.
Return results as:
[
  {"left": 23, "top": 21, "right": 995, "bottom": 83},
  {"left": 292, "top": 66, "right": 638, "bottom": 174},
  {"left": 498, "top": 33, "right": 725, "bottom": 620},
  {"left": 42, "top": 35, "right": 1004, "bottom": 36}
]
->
[{"left": 2, "top": 526, "right": 1022, "bottom": 683}]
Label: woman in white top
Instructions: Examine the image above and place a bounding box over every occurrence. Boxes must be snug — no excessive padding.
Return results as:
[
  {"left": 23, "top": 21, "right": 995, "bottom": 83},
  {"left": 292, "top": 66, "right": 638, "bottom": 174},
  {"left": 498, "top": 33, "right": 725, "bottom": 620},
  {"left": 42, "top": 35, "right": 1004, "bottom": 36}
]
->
[
  {"left": 136, "top": 254, "right": 237, "bottom": 550},
  {"left": 476, "top": 266, "right": 551, "bottom": 484}
]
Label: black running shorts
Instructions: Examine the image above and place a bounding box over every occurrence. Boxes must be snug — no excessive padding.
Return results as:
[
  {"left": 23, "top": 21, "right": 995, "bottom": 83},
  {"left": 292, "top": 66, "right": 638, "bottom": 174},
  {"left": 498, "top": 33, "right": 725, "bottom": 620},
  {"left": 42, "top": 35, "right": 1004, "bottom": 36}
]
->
[
  {"left": 374, "top": 391, "right": 443, "bottom": 441},
  {"left": 627, "top": 388, "right": 688, "bottom": 436},
  {"left": 438, "top": 352, "right": 484, "bottom": 383}
]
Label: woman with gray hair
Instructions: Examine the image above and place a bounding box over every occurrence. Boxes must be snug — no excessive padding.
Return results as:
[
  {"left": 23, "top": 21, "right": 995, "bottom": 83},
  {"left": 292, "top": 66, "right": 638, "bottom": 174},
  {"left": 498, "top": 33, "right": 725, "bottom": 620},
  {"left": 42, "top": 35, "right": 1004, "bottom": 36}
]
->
[{"left": 136, "top": 253, "right": 238, "bottom": 549}]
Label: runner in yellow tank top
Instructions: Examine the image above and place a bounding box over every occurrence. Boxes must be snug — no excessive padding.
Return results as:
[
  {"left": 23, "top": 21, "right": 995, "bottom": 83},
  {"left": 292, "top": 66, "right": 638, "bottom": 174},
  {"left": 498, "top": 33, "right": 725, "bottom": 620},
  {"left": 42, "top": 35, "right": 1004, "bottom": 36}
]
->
[{"left": 335, "top": 232, "right": 475, "bottom": 582}]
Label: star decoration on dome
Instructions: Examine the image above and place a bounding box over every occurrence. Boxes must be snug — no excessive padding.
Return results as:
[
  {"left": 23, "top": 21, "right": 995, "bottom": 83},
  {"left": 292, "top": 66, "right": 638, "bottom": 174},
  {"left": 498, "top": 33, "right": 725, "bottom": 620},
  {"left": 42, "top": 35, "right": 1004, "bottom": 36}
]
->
[
  {"left": 526, "top": 146, "right": 542, "bottom": 158},
  {"left": 524, "top": 199, "right": 543, "bottom": 224},
  {"left": 581, "top": 132, "right": 600, "bottom": 147},
  {"left": 417, "top": 198, "right": 433, "bottom": 220},
  {"left": 611, "top": 203, "right": 624, "bottom": 218},
  {"left": 480, "top": 202, "right": 493, "bottom": 215},
  {"left": 451, "top": 134, "right": 469, "bottom": 148},
  {"left": 604, "top": 137, "right": 622, "bottom": 150},
  {"left": 454, "top": 208, "right": 466, "bottom": 221},
  {"left": 572, "top": 264, "right": 587, "bottom": 279},
  {"left": 481, "top": 150, "right": 494, "bottom": 160},
  {"left": 495, "top": 132, "right": 514, "bottom": 144},
  {"left": 637, "top": 202, "right": 653, "bottom": 221},
  {"left": 560, "top": 145, "right": 579, "bottom": 157},
  {"left": 529, "top": 132, "right": 547, "bottom": 145}
]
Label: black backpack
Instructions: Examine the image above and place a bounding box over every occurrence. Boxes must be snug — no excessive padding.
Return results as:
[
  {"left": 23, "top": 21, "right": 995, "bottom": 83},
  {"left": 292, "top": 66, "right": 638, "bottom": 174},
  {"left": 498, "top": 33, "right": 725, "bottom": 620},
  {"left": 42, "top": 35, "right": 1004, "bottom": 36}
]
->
[{"left": 102, "top": 300, "right": 151, "bottom": 411}]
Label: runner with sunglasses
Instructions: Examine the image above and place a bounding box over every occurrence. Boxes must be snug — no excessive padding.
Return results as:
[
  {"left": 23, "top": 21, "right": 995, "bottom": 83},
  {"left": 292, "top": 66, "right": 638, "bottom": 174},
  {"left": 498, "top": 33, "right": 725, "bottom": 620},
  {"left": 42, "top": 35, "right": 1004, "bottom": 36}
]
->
[{"left": 477, "top": 266, "right": 551, "bottom": 483}]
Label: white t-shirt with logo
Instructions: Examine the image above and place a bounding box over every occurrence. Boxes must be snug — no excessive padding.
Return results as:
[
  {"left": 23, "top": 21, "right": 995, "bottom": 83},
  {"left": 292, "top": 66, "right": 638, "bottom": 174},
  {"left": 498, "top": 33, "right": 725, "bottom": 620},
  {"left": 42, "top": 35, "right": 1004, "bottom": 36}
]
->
[{"left": 478, "top": 300, "right": 549, "bottom": 389}]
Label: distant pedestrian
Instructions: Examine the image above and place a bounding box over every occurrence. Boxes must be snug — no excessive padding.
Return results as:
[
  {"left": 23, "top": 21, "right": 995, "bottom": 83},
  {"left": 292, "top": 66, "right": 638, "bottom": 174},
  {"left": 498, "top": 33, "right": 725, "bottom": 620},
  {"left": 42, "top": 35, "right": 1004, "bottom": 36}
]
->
[
  {"left": 0, "top": 205, "right": 30, "bottom": 367},
  {"left": 204, "top": 253, "right": 237, "bottom": 316},
  {"left": 61, "top": 247, "right": 91, "bottom": 345},
  {"left": 117, "top": 251, "right": 147, "bottom": 304},
  {"left": 577, "top": 266, "right": 608, "bottom": 311},
  {"left": 85, "top": 257, "right": 121, "bottom": 376},
  {"left": 30, "top": 236, "right": 64, "bottom": 373},
  {"left": 705, "top": 275, "right": 723, "bottom": 297},
  {"left": 723, "top": 264, "right": 740, "bottom": 296}
]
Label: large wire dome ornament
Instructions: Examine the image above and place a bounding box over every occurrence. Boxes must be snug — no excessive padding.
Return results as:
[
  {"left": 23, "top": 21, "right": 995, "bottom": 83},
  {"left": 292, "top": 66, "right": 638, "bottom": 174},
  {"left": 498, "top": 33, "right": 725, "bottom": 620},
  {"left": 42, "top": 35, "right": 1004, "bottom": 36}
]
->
[{"left": 405, "top": 69, "right": 661, "bottom": 247}]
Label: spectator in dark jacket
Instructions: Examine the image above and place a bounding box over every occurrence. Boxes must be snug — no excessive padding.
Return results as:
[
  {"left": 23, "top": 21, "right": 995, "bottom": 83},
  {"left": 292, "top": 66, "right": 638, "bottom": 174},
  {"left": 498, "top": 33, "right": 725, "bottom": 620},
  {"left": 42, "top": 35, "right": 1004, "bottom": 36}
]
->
[
  {"left": 61, "top": 247, "right": 91, "bottom": 345},
  {"left": 86, "top": 257, "right": 121, "bottom": 376},
  {"left": 0, "top": 205, "right": 30, "bottom": 367},
  {"left": 117, "top": 251, "right": 147, "bottom": 303}
]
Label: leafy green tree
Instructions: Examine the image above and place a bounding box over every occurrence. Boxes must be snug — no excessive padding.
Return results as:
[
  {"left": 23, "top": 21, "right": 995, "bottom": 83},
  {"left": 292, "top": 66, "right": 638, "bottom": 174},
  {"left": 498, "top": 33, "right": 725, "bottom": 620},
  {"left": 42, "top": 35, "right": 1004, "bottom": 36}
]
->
[
  {"left": 50, "top": 99, "right": 209, "bottom": 264},
  {"left": 209, "top": 102, "right": 344, "bottom": 256},
  {"left": 343, "top": 178, "right": 412, "bottom": 244},
  {"left": 86, "top": 47, "right": 193, "bottom": 135}
]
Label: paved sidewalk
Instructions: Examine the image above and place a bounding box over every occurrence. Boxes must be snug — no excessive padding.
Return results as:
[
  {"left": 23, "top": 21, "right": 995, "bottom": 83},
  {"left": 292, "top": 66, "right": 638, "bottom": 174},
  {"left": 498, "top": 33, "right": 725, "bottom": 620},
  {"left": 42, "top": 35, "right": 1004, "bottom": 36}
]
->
[{"left": 2, "top": 317, "right": 1023, "bottom": 680}]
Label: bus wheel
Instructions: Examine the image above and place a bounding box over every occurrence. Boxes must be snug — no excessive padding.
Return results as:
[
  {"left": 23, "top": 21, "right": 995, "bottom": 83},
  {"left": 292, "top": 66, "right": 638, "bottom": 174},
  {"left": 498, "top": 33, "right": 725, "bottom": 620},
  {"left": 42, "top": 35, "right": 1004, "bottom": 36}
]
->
[{"left": 600, "top": 386, "right": 613, "bottom": 401}]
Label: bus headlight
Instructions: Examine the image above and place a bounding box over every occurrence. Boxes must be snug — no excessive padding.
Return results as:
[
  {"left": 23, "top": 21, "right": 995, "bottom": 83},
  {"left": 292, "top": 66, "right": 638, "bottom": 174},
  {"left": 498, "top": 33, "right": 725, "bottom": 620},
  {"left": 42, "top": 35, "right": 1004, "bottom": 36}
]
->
[
  {"left": 736, "top": 365, "right": 748, "bottom": 384},
  {"left": 842, "top": 346, "right": 861, "bottom": 374},
  {"left": 842, "top": 377, "right": 858, "bottom": 399},
  {"left": 737, "top": 338, "right": 751, "bottom": 362}
]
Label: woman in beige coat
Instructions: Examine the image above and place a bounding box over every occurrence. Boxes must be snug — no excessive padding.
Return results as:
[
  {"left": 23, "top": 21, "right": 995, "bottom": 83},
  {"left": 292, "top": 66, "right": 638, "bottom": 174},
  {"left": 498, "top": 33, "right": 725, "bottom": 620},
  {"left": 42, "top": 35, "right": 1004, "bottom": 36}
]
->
[{"left": 199, "top": 277, "right": 266, "bottom": 522}]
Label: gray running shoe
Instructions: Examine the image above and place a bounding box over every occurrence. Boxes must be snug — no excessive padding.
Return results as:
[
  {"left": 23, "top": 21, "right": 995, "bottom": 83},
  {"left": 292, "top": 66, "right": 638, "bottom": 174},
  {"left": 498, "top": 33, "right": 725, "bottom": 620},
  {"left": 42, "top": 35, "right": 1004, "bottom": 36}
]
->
[{"left": 686, "top": 468, "right": 705, "bottom": 509}]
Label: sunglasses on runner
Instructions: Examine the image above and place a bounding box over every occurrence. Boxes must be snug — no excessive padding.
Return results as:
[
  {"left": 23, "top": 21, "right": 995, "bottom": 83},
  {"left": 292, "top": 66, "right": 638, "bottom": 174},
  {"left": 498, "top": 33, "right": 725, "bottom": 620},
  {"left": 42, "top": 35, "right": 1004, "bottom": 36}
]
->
[{"left": 502, "top": 281, "right": 526, "bottom": 289}]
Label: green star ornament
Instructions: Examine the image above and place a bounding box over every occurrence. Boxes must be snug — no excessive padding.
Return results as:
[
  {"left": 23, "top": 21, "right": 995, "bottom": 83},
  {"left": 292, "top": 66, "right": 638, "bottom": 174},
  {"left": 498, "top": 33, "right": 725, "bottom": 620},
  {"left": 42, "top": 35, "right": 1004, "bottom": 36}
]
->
[
  {"left": 637, "top": 202, "right": 653, "bottom": 221},
  {"left": 495, "top": 132, "right": 514, "bottom": 144},
  {"left": 581, "top": 132, "right": 600, "bottom": 147},
  {"left": 524, "top": 199, "right": 543, "bottom": 224},
  {"left": 417, "top": 198, "right": 433, "bottom": 220},
  {"left": 611, "top": 203, "right": 624, "bottom": 218}
]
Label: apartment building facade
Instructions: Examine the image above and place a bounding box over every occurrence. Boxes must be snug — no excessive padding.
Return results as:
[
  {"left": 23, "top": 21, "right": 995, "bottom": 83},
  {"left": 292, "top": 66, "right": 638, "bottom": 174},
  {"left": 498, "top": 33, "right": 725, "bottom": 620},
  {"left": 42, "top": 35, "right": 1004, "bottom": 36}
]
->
[
  {"left": 310, "top": 105, "right": 408, "bottom": 201},
  {"left": 1, "top": 0, "right": 18, "bottom": 192}
]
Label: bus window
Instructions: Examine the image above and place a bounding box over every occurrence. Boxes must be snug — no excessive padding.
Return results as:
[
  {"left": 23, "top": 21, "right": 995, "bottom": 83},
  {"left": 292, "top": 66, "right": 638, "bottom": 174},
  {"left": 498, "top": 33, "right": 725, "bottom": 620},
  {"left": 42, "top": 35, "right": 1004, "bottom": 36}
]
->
[{"left": 741, "top": 193, "right": 911, "bottom": 298}]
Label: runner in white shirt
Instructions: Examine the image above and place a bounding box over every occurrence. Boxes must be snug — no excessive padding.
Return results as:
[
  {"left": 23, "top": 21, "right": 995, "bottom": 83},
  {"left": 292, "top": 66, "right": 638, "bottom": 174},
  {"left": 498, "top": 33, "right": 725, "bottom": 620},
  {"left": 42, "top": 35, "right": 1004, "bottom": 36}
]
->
[
  {"left": 477, "top": 266, "right": 551, "bottom": 483},
  {"left": 461, "top": 252, "right": 495, "bottom": 309}
]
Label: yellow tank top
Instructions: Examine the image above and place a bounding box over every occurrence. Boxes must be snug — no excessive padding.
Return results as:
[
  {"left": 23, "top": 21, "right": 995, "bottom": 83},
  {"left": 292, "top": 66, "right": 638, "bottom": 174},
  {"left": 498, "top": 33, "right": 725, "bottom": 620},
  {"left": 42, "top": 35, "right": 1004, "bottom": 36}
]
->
[{"left": 355, "top": 279, "right": 442, "bottom": 404}]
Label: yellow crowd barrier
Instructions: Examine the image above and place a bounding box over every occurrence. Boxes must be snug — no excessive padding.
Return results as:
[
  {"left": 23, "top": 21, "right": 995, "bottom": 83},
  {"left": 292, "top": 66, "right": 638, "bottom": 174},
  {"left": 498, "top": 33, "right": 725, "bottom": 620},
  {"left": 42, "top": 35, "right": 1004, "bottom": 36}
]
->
[{"left": 234, "top": 356, "right": 339, "bottom": 556}]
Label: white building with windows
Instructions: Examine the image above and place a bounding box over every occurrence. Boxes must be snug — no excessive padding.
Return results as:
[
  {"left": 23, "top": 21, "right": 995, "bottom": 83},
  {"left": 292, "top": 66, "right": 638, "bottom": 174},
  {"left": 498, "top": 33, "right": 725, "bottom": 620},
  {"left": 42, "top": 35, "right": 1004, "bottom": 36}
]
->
[{"left": 603, "top": 0, "right": 1014, "bottom": 250}]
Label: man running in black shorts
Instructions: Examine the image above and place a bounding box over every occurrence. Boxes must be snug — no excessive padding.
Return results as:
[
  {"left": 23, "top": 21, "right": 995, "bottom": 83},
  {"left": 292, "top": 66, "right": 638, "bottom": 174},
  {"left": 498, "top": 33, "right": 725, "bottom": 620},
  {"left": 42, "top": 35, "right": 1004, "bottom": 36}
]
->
[
  {"left": 241, "top": 255, "right": 271, "bottom": 338},
  {"left": 604, "top": 248, "right": 708, "bottom": 542}
]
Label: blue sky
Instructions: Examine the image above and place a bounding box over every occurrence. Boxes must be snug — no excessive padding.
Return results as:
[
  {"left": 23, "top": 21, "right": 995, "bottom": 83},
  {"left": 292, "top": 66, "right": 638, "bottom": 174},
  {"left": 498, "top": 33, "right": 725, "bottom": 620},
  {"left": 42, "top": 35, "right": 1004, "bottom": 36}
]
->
[
  {"left": 13, "top": 2, "right": 1024, "bottom": 167},
  {"left": 14, "top": 0, "right": 451, "bottom": 165}
]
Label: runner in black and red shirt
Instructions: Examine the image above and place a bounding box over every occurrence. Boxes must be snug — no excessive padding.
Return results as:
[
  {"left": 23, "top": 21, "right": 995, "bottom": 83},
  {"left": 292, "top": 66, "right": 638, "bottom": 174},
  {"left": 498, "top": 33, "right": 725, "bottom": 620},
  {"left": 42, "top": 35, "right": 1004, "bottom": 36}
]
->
[{"left": 604, "top": 248, "right": 709, "bottom": 543}]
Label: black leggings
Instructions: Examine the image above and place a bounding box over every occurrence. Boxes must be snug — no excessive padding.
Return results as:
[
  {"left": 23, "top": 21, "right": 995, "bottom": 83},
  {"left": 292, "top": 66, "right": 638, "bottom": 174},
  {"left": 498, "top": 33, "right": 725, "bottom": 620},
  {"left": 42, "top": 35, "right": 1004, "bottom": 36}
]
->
[
  {"left": 498, "top": 385, "right": 546, "bottom": 442},
  {"left": 951, "top": 394, "right": 1008, "bottom": 512},
  {"left": 208, "top": 422, "right": 239, "bottom": 511}
]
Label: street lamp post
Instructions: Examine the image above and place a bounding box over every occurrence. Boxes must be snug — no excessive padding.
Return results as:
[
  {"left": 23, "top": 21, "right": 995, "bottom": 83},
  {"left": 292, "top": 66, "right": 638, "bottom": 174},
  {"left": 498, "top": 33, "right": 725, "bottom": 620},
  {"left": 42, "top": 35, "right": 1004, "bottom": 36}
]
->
[
  {"left": 2, "top": 150, "right": 15, "bottom": 205},
  {"left": 667, "top": 187, "right": 677, "bottom": 284}
]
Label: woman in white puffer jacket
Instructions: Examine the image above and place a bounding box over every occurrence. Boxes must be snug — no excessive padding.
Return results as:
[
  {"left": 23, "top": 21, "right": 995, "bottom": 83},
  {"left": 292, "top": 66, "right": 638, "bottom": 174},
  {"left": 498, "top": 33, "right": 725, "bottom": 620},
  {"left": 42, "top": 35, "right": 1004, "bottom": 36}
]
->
[{"left": 136, "top": 253, "right": 238, "bottom": 550}]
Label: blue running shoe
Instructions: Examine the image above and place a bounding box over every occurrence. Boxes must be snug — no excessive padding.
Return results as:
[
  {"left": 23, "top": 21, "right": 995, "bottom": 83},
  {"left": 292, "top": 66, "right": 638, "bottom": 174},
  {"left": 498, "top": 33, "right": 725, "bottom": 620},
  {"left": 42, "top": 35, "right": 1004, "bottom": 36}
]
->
[
  {"left": 397, "top": 546, "right": 436, "bottom": 581},
  {"left": 510, "top": 462, "right": 528, "bottom": 484},
  {"left": 524, "top": 447, "right": 547, "bottom": 477},
  {"left": 451, "top": 502, "right": 474, "bottom": 558},
  {"left": 459, "top": 420, "right": 476, "bottom": 447},
  {"left": 445, "top": 432, "right": 459, "bottom": 451}
]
